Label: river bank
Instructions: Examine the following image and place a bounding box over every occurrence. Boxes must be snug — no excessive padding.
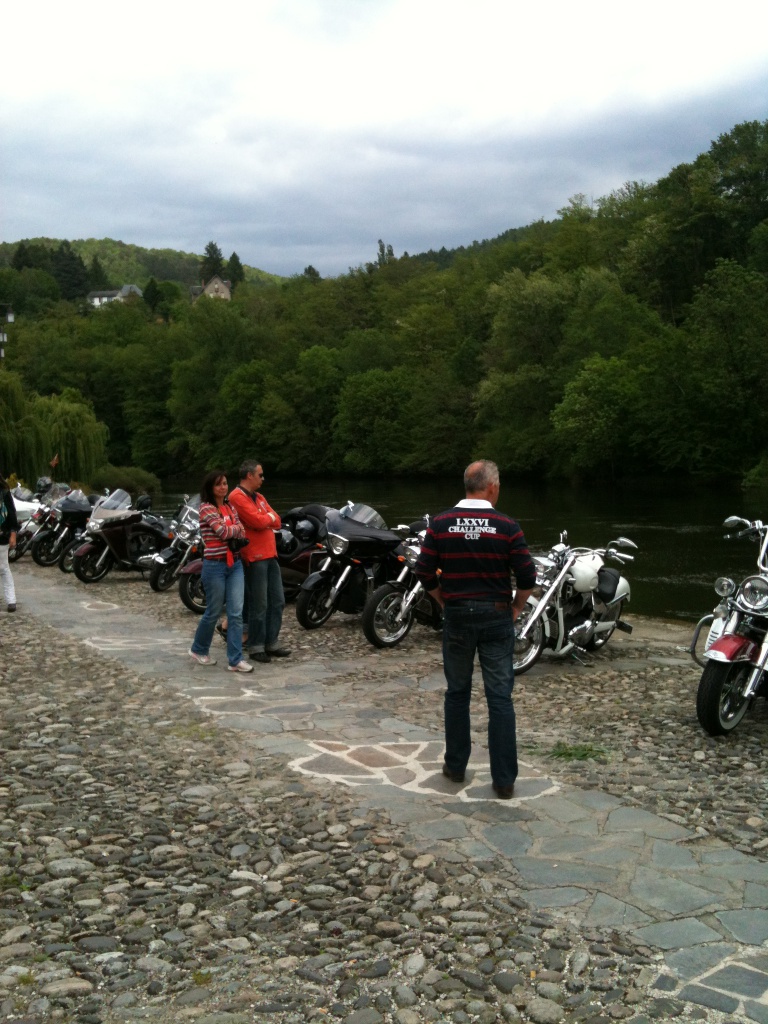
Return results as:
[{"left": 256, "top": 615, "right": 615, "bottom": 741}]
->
[{"left": 1, "top": 561, "right": 767, "bottom": 1023}]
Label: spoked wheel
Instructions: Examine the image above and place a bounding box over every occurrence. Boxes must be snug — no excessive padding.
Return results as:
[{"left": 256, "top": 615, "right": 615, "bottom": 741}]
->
[
  {"left": 362, "top": 584, "right": 414, "bottom": 648},
  {"left": 8, "top": 540, "right": 27, "bottom": 562},
  {"left": 513, "top": 603, "right": 546, "bottom": 675},
  {"left": 150, "top": 559, "right": 179, "bottom": 592},
  {"left": 179, "top": 573, "right": 206, "bottom": 614},
  {"left": 296, "top": 583, "right": 335, "bottom": 629},
  {"left": 585, "top": 600, "right": 624, "bottom": 651},
  {"left": 58, "top": 537, "right": 83, "bottom": 573},
  {"left": 73, "top": 547, "right": 115, "bottom": 583},
  {"left": 696, "top": 660, "right": 753, "bottom": 736},
  {"left": 31, "top": 533, "right": 61, "bottom": 567}
]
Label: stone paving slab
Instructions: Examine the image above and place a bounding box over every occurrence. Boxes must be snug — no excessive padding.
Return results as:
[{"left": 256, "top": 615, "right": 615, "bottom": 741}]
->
[{"left": 17, "top": 570, "right": 768, "bottom": 1020}]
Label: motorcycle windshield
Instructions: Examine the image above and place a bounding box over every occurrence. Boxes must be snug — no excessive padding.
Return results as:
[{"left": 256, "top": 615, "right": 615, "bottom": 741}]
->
[
  {"left": 339, "top": 503, "right": 388, "bottom": 530},
  {"left": 98, "top": 489, "right": 132, "bottom": 512},
  {"left": 12, "top": 486, "right": 33, "bottom": 502},
  {"left": 59, "top": 489, "right": 92, "bottom": 512},
  {"left": 178, "top": 496, "right": 201, "bottom": 528},
  {"left": 43, "top": 483, "right": 71, "bottom": 507}
]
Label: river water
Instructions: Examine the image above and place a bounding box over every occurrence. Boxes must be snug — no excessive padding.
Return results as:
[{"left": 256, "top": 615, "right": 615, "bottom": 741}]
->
[{"left": 166, "top": 476, "right": 768, "bottom": 623}]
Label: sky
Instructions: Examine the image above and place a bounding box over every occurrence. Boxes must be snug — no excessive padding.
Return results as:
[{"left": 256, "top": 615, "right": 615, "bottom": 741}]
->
[{"left": 3, "top": 0, "right": 768, "bottom": 278}]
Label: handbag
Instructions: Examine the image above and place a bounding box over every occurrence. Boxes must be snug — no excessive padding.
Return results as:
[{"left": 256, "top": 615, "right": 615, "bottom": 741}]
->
[{"left": 228, "top": 536, "right": 249, "bottom": 553}]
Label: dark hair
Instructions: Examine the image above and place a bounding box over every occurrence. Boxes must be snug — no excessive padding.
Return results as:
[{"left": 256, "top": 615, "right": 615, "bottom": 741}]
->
[{"left": 200, "top": 469, "right": 227, "bottom": 505}]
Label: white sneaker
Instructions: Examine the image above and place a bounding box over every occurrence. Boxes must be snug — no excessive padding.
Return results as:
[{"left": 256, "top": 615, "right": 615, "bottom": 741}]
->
[
  {"left": 189, "top": 649, "right": 217, "bottom": 666},
  {"left": 227, "top": 660, "right": 254, "bottom": 673}
]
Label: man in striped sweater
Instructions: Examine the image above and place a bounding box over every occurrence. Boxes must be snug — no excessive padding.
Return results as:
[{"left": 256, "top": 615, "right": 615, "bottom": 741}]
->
[{"left": 415, "top": 460, "right": 535, "bottom": 799}]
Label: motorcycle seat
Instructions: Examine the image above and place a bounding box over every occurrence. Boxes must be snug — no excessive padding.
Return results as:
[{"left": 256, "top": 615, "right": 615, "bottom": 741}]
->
[{"left": 596, "top": 566, "right": 621, "bottom": 603}]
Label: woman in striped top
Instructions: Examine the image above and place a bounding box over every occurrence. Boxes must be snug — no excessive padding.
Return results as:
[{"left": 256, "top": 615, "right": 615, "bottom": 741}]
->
[{"left": 189, "top": 470, "right": 253, "bottom": 673}]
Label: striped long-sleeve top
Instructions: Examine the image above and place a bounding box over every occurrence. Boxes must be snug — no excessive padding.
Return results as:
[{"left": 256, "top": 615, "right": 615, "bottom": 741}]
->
[
  {"left": 414, "top": 498, "right": 536, "bottom": 602},
  {"left": 199, "top": 500, "right": 245, "bottom": 562}
]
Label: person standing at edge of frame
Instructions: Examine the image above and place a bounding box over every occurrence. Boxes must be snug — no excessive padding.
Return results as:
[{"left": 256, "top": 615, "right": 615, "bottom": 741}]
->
[
  {"left": 228, "top": 459, "right": 290, "bottom": 664},
  {"left": 0, "top": 472, "right": 19, "bottom": 612},
  {"left": 414, "top": 460, "right": 535, "bottom": 799}
]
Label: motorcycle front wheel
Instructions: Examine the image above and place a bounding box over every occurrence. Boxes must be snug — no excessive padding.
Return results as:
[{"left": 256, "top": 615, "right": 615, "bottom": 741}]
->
[
  {"left": 179, "top": 573, "right": 206, "bottom": 614},
  {"left": 513, "top": 605, "right": 545, "bottom": 675},
  {"left": 585, "top": 600, "right": 624, "bottom": 652},
  {"left": 696, "top": 660, "right": 753, "bottom": 736},
  {"left": 296, "top": 583, "right": 335, "bottom": 629},
  {"left": 31, "top": 532, "right": 61, "bottom": 567},
  {"left": 362, "top": 584, "right": 414, "bottom": 648},
  {"left": 73, "top": 547, "right": 115, "bottom": 583},
  {"left": 8, "top": 540, "right": 27, "bottom": 562},
  {"left": 149, "top": 558, "right": 179, "bottom": 592},
  {"left": 58, "top": 537, "right": 82, "bottom": 573}
]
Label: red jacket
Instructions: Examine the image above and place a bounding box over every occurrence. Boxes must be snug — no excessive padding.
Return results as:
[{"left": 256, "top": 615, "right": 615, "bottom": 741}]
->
[{"left": 228, "top": 485, "right": 281, "bottom": 562}]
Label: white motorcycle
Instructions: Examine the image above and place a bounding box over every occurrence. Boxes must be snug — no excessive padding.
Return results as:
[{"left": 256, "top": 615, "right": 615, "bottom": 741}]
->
[{"left": 513, "top": 530, "right": 637, "bottom": 674}]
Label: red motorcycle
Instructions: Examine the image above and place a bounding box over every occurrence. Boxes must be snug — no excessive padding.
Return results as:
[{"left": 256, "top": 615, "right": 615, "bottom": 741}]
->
[
  {"left": 73, "top": 489, "right": 172, "bottom": 584},
  {"left": 691, "top": 515, "right": 768, "bottom": 735}
]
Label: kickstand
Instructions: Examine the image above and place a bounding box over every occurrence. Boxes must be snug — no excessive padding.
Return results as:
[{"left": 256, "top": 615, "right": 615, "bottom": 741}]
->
[{"left": 568, "top": 649, "right": 589, "bottom": 666}]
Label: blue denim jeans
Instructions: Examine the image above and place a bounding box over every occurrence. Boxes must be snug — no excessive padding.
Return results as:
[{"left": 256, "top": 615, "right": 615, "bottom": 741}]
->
[
  {"left": 191, "top": 558, "right": 244, "bottom": 666},
  {"left": 442, "top": 600, "right": 517, "bottom": 787},
  {"left": 243, "top": 557, "right": 285, "bottom": 652}
]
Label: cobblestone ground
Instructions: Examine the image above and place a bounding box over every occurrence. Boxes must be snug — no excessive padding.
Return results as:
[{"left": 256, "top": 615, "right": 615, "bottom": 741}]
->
[{"left": 0, "top": 560, "right": 766, "bottom": 1024}]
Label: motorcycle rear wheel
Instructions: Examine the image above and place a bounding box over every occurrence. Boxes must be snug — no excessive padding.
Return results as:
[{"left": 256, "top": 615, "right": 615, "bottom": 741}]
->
[
  {"left": 296, "top": 583, "right": 335, "bottom": 629},
  {"left": 179, "top": 573, "right": 206, "bottom": 614},
  {"left": 31, "top": 533, "right": 61, "bottom": 567},
  {"left": 585, "top": 600, "right": 624, "bottom": 651},
  {"left": 696, "top": 660, "right": 753, "bottom": 736},
  {"left": 149, "top": 559, "right": 178, "bottom": 592},
  {"left": 73, "top": 547, "right": 115, "bottom": 583},
  {"left": 513, "top": 605, "right": 545, "bottom": 675},
  {"left": 362, "top": 584, "right": 414, "bottom": 648},
  {"left": 58, "top": 537, "right": 82, "bottom": 573}
]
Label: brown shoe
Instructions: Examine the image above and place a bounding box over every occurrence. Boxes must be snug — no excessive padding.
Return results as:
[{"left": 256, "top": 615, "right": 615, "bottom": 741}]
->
[
  {"left": 492, "top": 782, "right": 515, "bottom": 799},
  {"left": 442, "top": 763, "right": 465, "bottom": 784}
]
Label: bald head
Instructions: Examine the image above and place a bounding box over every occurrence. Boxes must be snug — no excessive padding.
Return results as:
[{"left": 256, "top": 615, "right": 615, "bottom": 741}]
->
[{"left": 464, "top": 460, "right": 500, "bottom": 500}]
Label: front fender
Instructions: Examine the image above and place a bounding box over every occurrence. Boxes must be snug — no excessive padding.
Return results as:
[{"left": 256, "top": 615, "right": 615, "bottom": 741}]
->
[
  {"left": 180, "top": 556, "right": 203, "bottom": 575},
  {"left": 75, "top": 540, "right": 98, "bottom": 557},
  {"left": 705, "top": 634, "right": 758, "bottom": 664},
  {"left": 32, "top": 528, "right": 54, "bottom": 545},
  {"left": 519, "top": 594, "right": 552, "bottom": 638},
  {"left": 300, "top": 568, "right": 336, "bottom": 592}
]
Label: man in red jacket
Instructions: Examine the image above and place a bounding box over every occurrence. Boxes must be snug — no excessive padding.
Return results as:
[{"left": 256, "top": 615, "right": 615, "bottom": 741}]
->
[{"left": 229, "top": 460, "right": 290, "bottom": 663}]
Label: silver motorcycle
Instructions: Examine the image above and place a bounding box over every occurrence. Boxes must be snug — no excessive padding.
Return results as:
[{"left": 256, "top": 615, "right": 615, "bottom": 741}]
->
[{"left": 513, "top": 530, "right": 637, "bottom": 674}]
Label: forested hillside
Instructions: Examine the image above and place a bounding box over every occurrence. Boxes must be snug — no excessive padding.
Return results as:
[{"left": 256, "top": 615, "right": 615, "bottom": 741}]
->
[{"left": 1, "top": 119, "right": 767, "bottom": 488}]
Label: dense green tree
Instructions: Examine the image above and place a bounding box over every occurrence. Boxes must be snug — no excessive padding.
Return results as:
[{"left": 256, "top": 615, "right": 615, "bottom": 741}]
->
[
  {"left": 200, "top": 241, "right": 225, "bottom": 283},
  {"left": 52, "top": 241, "right": 90, "bottom": 301},
  {"left": 88, "top": 254, "right": 111, "bottom": 290},
  {"left": 226, "top": 252, "right": 245, "bottom": 291}
]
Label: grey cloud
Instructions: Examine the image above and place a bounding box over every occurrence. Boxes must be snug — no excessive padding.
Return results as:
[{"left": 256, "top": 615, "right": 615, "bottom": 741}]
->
[{"left": 3, "top": 72, "right": 767, "bottom": 277}]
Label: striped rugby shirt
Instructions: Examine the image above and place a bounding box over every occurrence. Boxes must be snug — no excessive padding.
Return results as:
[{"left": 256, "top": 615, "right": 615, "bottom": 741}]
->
[{"left": 415, "top": 498, "right": 536, "bottom": 602}]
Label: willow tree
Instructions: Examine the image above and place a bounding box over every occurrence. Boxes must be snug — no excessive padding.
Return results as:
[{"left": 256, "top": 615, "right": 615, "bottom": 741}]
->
[{"left": 30, "top": 389, "right": 109, "bottom": 484}]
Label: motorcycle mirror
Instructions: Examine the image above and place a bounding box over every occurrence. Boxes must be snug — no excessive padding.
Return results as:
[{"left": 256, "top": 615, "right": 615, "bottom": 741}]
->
[
  {"left": 723, "top": 515, "right": 750, "bottom": 530},
  {"left": 614, "top": 537, "right": 638, "bottom": 549},
  {"left": 394, "top": 524, "right": 412, "bottom": 539}
]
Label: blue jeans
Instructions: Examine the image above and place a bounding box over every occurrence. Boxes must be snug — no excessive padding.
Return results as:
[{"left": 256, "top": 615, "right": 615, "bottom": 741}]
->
[
  {"left": 191, "top": 558, "right": 244, "bottom": 666},
  {"left": 243, "top": 557, "right": 285, "bottom": 651},
  {"left": 442, "top": 600, "right": 517, "bottom": 787}
]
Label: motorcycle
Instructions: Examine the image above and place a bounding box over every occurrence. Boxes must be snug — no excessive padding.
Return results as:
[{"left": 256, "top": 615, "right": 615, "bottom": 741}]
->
[
  {"left": 361, "top": 527, "right": 443, "bottom": 648},
  {"left": 149, "top": 495, "right": 202, "bottom": 592},
  {"left": 513, "top": 530, "right": 637, "bottom": 674},
  {"left": 177, "top": 502, "right": 333, "bottom": 615},
  {"left": 31, "top": 489, "right": 96, "bottom": 568},
  {"left": 12, "top": 483, "right": 71, "bottom": 563},
  {"left": 10, "top": 485, "right": 43, "bottom": 524},
  {"left": 72, "top": 489, "right": 173, "bottom": 584},
  {"left": 690, "top": 515, "right": 768, "bottom": 736},
  {"left": 295, "top": 502, "right": 420, "bottom": 630}
]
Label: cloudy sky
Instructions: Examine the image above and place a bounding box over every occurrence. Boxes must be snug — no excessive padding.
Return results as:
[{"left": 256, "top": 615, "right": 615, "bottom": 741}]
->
[{"left": 3, "top": 0, "right": 767, "bottom": 277}]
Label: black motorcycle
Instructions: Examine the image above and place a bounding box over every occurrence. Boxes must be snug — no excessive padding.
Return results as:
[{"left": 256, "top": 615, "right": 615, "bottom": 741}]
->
[
  {"left": 361, "top": 528, "right": 442, "bottom": 647},
  {"left": 73, "top": 489, "right": 173, "bottom": 584},
  {"left": 27, "top": 485, "right": 78, "bottom": 566},
  {"left": 295, "top": 502, "right": 419, "bottom": 630},
  {"left": 149, "top": 495, "right": 202, "bottom": 592}
]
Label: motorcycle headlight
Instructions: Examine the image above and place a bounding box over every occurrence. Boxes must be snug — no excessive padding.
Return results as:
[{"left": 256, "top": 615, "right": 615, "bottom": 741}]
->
[
  {"left": 403, "top": 544, "right": 420, "bottom": 567},
  {"left": 87, "top": 521, "right": 101, "bottom": 533},
  {"left": 714, "top": 577, "right": 736, "bottom": 597},
  {"left": 327, "top": 532, "right": 348, "bottom": 556},
  {"left": 175, "top": 524, "right": 192, "bottom": 540},
  {"left": 738, "top": 575, "right": 768, "bottom": 612}
]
